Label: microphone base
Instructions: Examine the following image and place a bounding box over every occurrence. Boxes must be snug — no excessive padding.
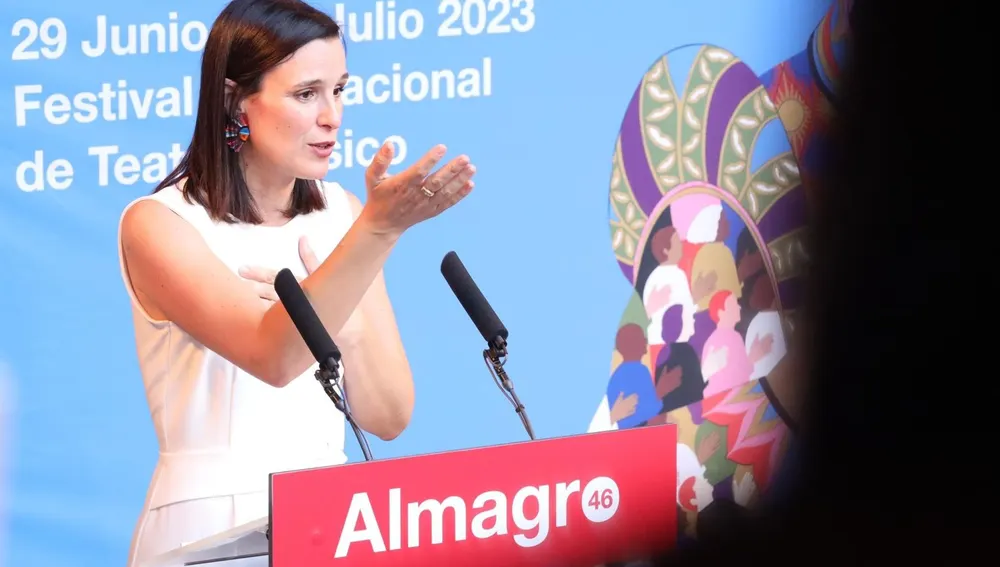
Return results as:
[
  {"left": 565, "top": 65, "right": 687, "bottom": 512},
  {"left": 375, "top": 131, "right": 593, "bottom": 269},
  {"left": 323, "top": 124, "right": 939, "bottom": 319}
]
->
[
  {"left": 315, "top": 359, "right": 374, "bottom": 462},
  {"left": 484, "top": 340, "right": 536, "bottom": 441}
]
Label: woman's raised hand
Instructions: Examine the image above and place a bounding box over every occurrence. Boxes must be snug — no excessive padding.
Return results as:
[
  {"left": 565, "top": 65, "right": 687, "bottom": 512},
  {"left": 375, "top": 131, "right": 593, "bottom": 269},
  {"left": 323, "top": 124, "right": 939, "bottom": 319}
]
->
[{"left": 358, "top": 141, "right": 476, "bottom": 237}]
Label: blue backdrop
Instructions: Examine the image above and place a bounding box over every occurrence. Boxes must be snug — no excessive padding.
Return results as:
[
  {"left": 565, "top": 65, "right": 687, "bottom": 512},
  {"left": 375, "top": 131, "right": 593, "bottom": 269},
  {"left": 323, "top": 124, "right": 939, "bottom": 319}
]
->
[{"left": 0, "top": 0, "right": 832, "bottom": 564}]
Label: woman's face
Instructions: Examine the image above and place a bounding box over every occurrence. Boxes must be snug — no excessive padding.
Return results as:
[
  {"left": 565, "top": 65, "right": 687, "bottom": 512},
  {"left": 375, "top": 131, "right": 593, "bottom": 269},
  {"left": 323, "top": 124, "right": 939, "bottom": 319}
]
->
[{"left": 240, "top": 37, "right": 348, "bottom": 182}]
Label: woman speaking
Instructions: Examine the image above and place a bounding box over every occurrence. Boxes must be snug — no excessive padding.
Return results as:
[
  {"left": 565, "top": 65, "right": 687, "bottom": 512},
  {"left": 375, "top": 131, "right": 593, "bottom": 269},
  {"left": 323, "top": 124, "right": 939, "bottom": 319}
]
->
[{"left": 117, "top": 0, "right": 476, "bottom": 564}]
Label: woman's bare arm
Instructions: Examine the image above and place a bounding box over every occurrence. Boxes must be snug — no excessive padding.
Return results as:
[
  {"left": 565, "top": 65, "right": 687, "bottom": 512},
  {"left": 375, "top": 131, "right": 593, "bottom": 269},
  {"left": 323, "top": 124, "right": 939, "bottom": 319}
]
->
[
  {"left": 331, "top": 192, "right": 414, "bottom": 440},
  {"left": 120, "top": 197, "right": 397, "bottom": 389}
]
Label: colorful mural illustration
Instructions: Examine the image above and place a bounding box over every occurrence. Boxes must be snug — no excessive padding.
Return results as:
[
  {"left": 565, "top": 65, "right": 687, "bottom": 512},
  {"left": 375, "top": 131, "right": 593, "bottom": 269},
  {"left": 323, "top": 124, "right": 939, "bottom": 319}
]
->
[{"left": 588, "top": 0, "right": 853, "bottom": 547}]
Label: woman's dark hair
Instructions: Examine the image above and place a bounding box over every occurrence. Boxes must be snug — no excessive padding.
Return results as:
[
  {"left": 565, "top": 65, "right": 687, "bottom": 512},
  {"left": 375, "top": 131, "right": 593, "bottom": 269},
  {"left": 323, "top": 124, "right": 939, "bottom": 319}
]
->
[{"left": 154, "top": 0, "right": 343, "bottom": 224}]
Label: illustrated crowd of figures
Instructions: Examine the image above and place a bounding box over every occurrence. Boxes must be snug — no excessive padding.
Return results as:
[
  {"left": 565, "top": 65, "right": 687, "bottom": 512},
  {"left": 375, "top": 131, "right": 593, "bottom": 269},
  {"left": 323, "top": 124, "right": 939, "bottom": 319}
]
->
[{"left": 585, "top": 0, "right": 854, "bottom": 554}]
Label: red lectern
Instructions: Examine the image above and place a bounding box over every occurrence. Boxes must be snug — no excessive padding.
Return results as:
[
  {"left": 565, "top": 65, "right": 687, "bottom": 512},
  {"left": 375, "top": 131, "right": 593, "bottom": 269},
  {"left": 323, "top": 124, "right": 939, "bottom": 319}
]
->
[{"left": 144, "top": 425, "right": 677, "bottom": 567}]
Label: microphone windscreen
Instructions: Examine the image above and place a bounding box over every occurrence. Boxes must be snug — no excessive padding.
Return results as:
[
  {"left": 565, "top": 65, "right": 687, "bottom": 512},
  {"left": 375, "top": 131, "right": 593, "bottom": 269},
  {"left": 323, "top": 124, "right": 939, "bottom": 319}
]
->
[
  {"left": 274, "top": 268, "right": 341, "bottom": 364},
  {"left": 440, "top": 251, "right": 509, "bottom": 344}
]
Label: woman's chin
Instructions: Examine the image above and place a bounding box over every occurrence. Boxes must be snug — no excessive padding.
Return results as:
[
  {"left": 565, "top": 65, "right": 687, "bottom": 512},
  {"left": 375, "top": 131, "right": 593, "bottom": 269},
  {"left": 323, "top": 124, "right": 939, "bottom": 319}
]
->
[{"left": 296, "top": 162, "right": 332, "bottom": 181}]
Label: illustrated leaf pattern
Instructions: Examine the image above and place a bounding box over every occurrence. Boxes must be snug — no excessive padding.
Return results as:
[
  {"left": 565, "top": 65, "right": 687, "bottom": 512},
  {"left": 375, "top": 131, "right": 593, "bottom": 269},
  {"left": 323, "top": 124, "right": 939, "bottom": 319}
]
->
[
  {"left": 677, "top": 47, "right": 736, "bottom": 185},
  {"left": 608, "top": 135, "right": 647, "bottom": 267},
  {"left": 639, "top": 47, "right": 738, "bottom": 193},
  {"left": 767, "top": 227, "right": 809, "bottom": 283},
  {"left": 739, "top": 152, "right": 800, "bottom": 221},
  {"left": 639, "top": 57, "right": 682, "bottom": 191},
  {"left": 754, "top": 155, "right": 807, "bottom": 285},
  {"left": 718, "top": 87, "right": 783, "bottom": 208}
]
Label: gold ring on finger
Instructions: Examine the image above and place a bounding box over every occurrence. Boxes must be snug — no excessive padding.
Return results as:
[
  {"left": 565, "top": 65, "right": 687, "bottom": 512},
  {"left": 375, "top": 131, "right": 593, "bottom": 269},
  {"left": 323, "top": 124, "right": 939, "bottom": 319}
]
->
[{"left": 421, "top": 186, "right": 435, "bottom": 197}]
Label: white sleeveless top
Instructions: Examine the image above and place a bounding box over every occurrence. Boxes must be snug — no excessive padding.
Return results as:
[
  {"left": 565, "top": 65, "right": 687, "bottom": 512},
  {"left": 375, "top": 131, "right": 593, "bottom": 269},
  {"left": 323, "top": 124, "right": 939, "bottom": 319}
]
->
[{"left": 117, "top": 180, "right": 354, "bottom": 513}]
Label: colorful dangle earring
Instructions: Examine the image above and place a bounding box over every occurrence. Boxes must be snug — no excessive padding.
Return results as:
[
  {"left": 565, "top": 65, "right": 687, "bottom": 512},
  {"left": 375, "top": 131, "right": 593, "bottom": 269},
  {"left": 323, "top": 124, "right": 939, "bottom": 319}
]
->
[{"left": 225, "top": 112, "right": 250, "bottom": 152}]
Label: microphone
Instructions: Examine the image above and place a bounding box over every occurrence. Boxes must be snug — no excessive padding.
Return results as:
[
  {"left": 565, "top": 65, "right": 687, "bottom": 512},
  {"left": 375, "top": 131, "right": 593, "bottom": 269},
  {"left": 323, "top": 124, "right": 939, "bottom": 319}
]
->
[
  {"left": 274, "top": 268, "right": 340, "bottom": 371},
  {"left": 274, "top": 268, "right": 373, "bottom": 461},
  {"left": 440, "top": 251, "right": 509, "bottom": 355},
  {"left": 440, "top": 251, "right": 535, "bottom": 440}
]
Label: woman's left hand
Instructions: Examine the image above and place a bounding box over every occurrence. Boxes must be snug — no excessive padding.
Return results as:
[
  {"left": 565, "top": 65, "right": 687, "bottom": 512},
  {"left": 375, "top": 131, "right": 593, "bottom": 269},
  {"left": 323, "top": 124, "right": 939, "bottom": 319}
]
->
[{"left": 239, "top": 236, "right": 321, "bottom": 303}]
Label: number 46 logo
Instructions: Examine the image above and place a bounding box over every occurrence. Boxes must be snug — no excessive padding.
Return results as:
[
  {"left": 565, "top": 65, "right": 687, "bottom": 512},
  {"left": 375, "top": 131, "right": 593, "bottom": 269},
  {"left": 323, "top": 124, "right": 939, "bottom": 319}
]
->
[{"left": 581, "top": 476, "right": 620, "bottom": 524}]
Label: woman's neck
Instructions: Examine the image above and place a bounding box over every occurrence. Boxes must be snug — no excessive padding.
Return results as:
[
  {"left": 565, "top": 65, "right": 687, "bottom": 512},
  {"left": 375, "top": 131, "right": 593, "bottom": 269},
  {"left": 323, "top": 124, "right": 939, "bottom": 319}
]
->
[{"left": 241, "top": 152, "right": 296, "bottom": 226}]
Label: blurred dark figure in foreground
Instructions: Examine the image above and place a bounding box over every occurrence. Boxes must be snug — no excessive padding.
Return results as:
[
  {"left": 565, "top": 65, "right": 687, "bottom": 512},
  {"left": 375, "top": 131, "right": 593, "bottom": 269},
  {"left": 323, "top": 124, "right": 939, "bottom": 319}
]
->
[{"left": 649, "top": 0, "right": 969, "bottom": 564}]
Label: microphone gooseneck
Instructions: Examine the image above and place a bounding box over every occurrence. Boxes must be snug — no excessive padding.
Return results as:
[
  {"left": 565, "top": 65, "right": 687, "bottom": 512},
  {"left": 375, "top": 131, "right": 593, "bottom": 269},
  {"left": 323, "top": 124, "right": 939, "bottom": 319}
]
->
[
  {"left": 482, "top": 342, "right": 535, "bottom": 441},
  {"left": 440, "top": 252, "right": 535, "bottom": 440},
  {"left": 274, "top": 268, "right": 373, "bottom": 461}
]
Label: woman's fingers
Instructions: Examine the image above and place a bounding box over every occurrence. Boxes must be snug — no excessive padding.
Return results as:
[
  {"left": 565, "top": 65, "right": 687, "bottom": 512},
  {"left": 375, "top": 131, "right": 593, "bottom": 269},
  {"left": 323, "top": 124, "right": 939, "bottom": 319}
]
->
[
  {"left": 365, "top": 141, "right": 395, "bottom": 189},
  {"left": 238, "top": 265, "right": 278, "bottom": 284},
  {"left": 434, "top": 163, "right": 476, "bottom": 197},
  {"left": 254, "top": 281, "right": 279, "bottom": 302},
  {"left": 401, "top": 145, "right": 448, "bottom": 186},
  {"left": 422, "top": 155, "right": 471, "bottom": 194},
  {"left": 432, "top": 180, "right": 475, "bottom": 214},
  {"left": 298, "top": 236, "right": 321, "bottom": 275},
  {"left": 240, "top": 265, "right": 282, "bottom": 302}
]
